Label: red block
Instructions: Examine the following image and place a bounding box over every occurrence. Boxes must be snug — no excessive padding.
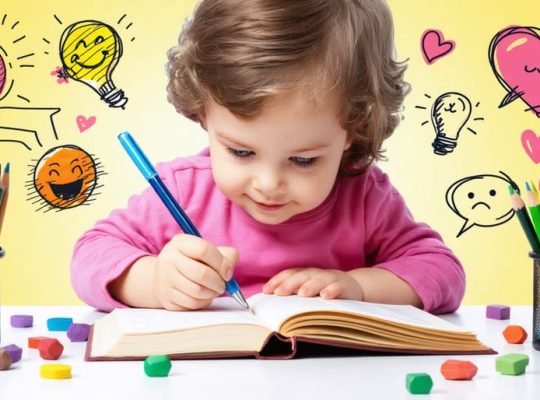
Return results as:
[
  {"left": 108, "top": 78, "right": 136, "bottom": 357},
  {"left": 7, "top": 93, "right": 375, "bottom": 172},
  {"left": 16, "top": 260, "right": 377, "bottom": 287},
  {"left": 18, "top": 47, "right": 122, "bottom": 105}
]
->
[
  {"left": 503, "top": 325, "right": 528, "bottom": 344},
  {"left": 38, "top": 338, "right": 64, "bottom": 360},
  {"left": 440, "top": 359, "right": 478, "bottom": 380},
  {"left": 28, "top": 336, "right": 51, "bottom": 349}
]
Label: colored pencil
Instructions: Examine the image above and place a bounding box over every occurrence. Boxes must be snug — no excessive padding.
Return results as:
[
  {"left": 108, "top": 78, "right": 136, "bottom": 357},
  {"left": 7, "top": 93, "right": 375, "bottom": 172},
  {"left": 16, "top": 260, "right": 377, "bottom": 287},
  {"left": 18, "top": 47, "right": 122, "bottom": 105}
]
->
[
  {"left": 509, "top": 185, "right": 540, "bottom": 253},
  {"left": 531, "top": 181, "right": 539, "bottom": 203},
  {"left": 525, "top": 182, "right": 540, "bottom": 243},
  {"left": 0, "top": 162, "right": 9, "bottom": 237}
]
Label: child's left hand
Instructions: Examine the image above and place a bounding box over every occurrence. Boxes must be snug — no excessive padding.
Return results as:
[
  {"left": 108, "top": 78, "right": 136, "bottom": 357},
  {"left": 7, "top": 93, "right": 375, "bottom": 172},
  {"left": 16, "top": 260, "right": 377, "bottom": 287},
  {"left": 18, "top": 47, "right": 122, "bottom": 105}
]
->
[{"left": 263, "top": 268, "right": 364, "bottom": 300}]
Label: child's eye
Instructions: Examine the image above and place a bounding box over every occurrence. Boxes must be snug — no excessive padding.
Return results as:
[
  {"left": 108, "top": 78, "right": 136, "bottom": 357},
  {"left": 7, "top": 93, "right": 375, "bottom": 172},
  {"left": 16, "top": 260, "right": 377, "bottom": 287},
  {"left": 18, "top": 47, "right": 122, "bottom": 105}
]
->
[
  {"left": 226, "top": 147, "right": 254, "bottom": 159},
  {"left": 290, "top": 156, "right": 319, "bottom": 168}
]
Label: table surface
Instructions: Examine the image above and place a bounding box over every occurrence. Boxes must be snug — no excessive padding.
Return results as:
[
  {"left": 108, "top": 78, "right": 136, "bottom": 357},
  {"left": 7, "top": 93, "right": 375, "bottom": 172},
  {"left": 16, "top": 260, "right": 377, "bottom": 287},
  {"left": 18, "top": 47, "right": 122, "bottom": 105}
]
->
[{"left": 0, "top": 305, "right": 538, "bottom": 400}]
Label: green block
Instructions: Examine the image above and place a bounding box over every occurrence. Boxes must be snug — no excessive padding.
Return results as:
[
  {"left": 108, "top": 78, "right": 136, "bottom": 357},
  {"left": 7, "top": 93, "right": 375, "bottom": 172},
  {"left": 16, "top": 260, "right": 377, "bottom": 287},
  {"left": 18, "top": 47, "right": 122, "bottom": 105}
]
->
[
  {"left": 406, "top": 372, "right": 433, "bottom": 394},
  {"left": 144, "top": 355, "right": 172, "bottom": 377},
  {"left": 496, "top": 353, "right": 529, "bottom": 375}
]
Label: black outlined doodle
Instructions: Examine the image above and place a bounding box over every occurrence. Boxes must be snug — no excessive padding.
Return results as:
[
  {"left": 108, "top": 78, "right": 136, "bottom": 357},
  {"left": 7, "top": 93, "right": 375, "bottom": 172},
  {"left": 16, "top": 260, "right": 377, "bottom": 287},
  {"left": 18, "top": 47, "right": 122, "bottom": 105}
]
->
[
  {"left": 416, "top": 92, "right": 484, "bottom": 155},
  {"left": 58, "top": 19, "right": 130, "bottom": 109},
  {"left": 446, "top": 172, "right": 516, "bottom": 238},
  {"left": 0, "top": 107, "right": 60, "bottom": 151},
  {"left": 0, "top": 14, "right": 34, "bottom": 103},
  {"left": 489, "top": 26, "right": 540, "bottom": 117},
  {"left": 25, "top": 145, "right": 105, "bottom": 212},
  {"left": 421, "top": 29, "right": 455, "bottom": 65}
]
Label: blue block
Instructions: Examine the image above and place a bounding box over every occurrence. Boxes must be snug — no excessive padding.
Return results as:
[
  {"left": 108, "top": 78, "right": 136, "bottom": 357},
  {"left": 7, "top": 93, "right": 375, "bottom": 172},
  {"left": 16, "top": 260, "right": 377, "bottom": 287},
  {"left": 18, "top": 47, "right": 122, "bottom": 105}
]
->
[{"left": 47, "top": 317, "right": 73, "bottom": 332}]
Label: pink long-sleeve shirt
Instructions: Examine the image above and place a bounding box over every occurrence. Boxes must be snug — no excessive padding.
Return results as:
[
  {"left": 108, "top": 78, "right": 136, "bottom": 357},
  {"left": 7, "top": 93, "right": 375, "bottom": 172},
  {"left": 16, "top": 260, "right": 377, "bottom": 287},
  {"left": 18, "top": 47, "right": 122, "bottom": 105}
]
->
[{"left": 71, "top": 149, "right": 465, "bottom": 314}]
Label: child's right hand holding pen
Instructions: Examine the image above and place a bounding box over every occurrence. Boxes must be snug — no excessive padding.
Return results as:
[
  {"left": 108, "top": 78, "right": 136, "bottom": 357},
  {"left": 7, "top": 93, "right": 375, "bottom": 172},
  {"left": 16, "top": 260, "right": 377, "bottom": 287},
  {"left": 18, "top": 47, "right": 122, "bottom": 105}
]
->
[{"left": 109, "top": 234, "right": 238, "bottom": 311}]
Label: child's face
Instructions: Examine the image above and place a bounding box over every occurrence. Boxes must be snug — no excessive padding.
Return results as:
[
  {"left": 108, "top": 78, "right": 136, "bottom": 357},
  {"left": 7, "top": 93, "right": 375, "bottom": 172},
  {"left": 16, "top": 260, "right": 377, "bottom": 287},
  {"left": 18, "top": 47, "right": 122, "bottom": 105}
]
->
[{"left": 205, "top": 93, "right": 351, "bottom": 225}]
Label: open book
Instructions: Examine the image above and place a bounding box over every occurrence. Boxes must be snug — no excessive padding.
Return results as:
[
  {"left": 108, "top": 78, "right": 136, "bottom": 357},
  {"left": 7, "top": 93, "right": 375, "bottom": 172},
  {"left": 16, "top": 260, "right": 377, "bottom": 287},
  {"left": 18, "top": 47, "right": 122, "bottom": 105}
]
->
[{"left": 86, "top": 294, "right": 495, "bottom": 360}]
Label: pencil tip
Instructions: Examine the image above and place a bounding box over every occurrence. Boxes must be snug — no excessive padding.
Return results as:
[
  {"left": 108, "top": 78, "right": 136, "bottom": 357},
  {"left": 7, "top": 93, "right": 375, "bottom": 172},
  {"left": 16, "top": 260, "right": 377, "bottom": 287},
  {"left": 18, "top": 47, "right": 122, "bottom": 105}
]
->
[
  {"left": 4, "top": 162, "right": 9, "bottom": 173},
  {"left": 508, "top": 185, "right": 515, "bottom": 195}
]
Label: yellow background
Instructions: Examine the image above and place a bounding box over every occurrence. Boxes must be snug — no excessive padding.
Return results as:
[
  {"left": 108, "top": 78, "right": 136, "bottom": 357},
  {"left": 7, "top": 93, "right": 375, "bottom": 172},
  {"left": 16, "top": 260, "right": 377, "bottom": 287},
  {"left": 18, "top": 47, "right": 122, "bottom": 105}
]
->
[{"left": 0, "top": 0, "right": 537, "bottom": 305}]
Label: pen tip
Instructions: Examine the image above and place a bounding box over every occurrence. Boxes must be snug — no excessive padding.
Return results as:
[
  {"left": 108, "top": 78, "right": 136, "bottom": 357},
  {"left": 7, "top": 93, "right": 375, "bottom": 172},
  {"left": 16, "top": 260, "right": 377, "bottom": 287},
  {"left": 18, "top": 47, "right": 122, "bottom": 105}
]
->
[{"left": 4, "top": 162, "right": 9, "bottom": 173}]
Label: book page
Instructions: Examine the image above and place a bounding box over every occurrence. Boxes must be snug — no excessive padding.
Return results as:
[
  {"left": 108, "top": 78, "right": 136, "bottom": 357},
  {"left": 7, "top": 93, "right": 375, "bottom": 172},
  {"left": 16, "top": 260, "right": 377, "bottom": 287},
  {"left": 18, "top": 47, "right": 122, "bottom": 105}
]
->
[
  {"left": 114, "top": 297, "right": 261, "bottom": 334},
  {"left": 249, "top": 294, "right": 469, "bottom": 333}
]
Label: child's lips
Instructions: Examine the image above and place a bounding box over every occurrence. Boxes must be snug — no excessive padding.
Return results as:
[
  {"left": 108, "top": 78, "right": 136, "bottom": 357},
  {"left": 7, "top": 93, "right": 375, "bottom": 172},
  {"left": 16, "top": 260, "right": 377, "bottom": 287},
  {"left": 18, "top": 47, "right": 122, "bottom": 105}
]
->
[{"left": 253, "top": 200, "right": 287, "bottom": 211}]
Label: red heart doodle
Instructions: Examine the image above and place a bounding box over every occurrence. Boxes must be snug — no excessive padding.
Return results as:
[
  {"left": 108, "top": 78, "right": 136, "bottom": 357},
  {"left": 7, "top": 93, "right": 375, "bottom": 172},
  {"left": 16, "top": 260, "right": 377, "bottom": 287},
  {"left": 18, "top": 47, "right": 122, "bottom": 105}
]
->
[
  {"left": 421, "top": 29, "right": 455, "bottom": 65},
  {"left": 76, "top": 115, "right": 96, "bottom": 133},
  {"left": 521, "top": 129, "right": 540, "bottom": 164}
]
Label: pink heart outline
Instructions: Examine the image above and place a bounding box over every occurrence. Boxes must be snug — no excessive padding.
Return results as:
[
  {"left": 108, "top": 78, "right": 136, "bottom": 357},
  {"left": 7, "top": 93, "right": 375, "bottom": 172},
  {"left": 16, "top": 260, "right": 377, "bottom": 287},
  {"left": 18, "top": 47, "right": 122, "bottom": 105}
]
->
[
  {"left": 76, "top": 115, "right": 96, "bottom": 133},
  {"left": 421, "top": 29, "right": 456, "bottom": 65},
  {"left": 521, "top": 129, "right": 540, "bottom": 164}
]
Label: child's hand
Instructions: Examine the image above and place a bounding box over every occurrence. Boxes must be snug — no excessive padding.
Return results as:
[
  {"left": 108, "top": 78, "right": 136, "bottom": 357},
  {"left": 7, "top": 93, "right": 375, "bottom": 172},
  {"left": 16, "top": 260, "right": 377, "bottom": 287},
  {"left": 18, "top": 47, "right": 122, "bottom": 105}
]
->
[
  {"left": 153, "top": 234, "right": 238, "bottom": 311},
  {"left": 263, "top": 268, "right": 364, "bottom": 301}
]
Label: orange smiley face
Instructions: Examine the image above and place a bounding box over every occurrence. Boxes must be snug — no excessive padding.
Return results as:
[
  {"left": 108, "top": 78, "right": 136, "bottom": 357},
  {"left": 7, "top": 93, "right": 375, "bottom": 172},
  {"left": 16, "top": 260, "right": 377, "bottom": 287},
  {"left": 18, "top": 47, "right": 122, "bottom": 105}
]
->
[{"left": 33, "top": 145, "right": 97, "bottom": 209}]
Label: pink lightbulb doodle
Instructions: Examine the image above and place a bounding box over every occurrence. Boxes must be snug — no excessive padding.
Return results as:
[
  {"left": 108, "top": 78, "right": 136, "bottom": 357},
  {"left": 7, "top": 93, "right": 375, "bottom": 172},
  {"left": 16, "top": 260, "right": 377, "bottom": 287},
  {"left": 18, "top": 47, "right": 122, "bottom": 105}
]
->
[{"left": 0, "top": 52, "right": 6, "bottom": 97}]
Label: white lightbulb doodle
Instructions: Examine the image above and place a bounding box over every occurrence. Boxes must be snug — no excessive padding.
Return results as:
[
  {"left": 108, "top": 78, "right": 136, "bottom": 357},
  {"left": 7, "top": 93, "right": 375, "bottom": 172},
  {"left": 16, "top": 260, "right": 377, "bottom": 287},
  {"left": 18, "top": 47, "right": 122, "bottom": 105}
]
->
[
  {"left": 59, "top": 20, "right": 128, "bottom": 109},
  {"left": 431, "top": 92, "right": 472, "bottom": 155}
]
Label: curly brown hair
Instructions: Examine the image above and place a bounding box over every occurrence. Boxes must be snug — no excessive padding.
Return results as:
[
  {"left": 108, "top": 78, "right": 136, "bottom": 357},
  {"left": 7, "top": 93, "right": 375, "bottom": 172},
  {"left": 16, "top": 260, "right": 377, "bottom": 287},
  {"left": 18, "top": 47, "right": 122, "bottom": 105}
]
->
[{"left": 167, "top": 0, "right": 410, "bottom": 174}]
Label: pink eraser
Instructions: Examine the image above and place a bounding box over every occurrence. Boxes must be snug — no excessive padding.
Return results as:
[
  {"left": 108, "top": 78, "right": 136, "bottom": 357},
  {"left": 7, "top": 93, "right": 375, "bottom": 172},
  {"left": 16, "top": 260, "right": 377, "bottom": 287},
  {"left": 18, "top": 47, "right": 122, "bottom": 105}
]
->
[
  {"left": 486, "top": 305, "right": 510, "bottom": 320},
  {"left": 67, "top": 323, "right": 91, "bottom": 342},
  {"left": 1, "top": 344, "right": 22, "bottom": 363},
  {"left": 10, "top": 315, "right": 34, "bottom": 328}
]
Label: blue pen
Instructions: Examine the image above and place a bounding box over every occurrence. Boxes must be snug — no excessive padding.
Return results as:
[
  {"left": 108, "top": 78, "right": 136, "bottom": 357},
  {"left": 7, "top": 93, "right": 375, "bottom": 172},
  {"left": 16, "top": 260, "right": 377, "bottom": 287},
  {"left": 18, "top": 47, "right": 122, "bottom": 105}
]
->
[{"left": 118, "top": 131, "right": 250, "bottom": 310}]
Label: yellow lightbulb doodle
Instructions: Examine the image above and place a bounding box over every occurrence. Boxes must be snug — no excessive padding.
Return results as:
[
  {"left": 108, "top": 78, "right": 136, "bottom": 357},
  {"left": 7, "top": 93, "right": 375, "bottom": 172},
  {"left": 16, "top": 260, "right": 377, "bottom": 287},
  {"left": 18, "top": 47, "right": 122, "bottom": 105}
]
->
[{"left": 59, "top": 20, "right": 128, "bottom": 109}]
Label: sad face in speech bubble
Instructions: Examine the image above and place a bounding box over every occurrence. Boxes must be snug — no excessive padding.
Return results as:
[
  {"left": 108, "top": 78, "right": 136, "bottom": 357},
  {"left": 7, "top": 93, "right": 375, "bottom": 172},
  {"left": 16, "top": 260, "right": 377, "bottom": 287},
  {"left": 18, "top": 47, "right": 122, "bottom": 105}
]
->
[{"left": 446, "top": 172, "right": 516, "bottom": 237}]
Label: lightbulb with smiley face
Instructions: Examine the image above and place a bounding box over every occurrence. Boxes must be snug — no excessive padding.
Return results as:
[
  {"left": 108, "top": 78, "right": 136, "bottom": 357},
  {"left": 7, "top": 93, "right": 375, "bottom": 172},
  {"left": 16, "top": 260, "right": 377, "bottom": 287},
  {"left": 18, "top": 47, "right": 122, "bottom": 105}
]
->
[
  {"left": 31, "top": 145, "right": 100, "bottom": 210},
  {"left": 59, "top": 20, "right": 128, "bottom": 108}
]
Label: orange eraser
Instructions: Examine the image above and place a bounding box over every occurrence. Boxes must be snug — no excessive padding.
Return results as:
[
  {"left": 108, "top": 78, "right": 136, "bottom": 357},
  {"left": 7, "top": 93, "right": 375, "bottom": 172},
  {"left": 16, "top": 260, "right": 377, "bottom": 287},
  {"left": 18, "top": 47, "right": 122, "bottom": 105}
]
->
[
  {"left": 28, "top": 336, "right": 51, "bottom": 349},
  {"left": 440, "top": 359, "right": 478, "bottom": 380},
  {"left": 503, "top": 325, "right": 528, "bottom": 344}
]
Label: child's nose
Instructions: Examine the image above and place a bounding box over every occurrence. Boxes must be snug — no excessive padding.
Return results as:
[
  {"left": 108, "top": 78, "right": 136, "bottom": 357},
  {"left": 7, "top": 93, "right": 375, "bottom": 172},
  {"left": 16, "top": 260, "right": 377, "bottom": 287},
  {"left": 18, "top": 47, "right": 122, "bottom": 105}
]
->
[{"left": 252, "top": 166, "right": 285, "bottom": 197}]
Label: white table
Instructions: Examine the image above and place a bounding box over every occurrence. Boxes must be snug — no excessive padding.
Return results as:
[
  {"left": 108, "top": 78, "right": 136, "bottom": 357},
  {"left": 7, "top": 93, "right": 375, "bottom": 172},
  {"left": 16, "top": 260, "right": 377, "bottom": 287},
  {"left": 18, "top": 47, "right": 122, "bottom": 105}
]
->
[{"left": 0, "top": 305, "right": 538, "bottom": 400}]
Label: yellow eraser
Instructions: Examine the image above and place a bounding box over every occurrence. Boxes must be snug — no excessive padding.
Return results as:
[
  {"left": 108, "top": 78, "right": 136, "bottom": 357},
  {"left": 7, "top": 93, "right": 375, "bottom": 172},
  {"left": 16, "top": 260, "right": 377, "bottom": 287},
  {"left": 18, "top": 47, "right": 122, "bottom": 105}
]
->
[{"left": 40, "top": 363, "right": 72, "bottom": 379}]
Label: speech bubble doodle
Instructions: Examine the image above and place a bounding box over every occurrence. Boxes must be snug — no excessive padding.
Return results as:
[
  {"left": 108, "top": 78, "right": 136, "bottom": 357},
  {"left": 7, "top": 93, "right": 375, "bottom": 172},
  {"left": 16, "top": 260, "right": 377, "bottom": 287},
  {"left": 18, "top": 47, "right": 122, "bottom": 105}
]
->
[
  {"left": 521, "top": 129, "right": 540, "bottom": 164},
  {"left": 489, "top": 26, "right": 540, "bottom": 117},
  {"left": 446, "top": 172, "right": 516, "bottom": 237},
  {"left": 421, "top": 29, "right": 455, "bottom": 65}
]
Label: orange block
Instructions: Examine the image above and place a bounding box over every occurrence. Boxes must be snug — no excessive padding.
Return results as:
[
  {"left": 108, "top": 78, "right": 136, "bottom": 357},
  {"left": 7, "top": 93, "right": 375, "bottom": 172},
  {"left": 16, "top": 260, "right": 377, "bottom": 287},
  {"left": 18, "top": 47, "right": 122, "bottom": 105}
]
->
[
  {"left": 38, "top": 338, "right": 64, "bottom": 360},
  {"left": 28, "top": 336, "right": 51, "bottom": 349},
  {"left": 440, "top": 359, "right": 478, "bottom": 380},
  {"left": 503, "top": 325, "right": 528, "bottom": 344}
]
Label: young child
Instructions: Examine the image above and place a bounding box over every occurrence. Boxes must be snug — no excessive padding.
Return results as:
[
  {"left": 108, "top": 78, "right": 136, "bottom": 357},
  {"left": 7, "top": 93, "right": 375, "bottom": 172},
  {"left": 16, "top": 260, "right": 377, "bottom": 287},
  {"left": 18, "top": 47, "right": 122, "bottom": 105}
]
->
[{"left": 71, "top": 0, "right": 464, "bottom": 314}]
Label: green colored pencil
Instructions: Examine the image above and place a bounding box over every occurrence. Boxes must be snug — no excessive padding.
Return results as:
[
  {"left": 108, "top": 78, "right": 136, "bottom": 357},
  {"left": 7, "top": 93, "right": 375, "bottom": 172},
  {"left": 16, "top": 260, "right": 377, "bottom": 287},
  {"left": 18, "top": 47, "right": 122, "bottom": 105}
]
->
[
  {"left": 509, "top": 185, "right": 540, "bottom": 254},
  {"left": 525, "top": 182, "right": 540, "bottom": 243}
]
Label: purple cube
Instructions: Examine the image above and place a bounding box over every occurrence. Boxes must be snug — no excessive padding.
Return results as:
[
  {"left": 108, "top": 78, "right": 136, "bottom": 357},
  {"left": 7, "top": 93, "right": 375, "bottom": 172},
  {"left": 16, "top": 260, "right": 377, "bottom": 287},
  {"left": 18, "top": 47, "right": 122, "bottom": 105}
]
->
[
  {"left": 486, "top": 304, "right": 510, "bottom": 320},
  {"left": 67, "top": 323, "right": 91, "bottom": 342},
  {"left": 10, "top": 315, "right": 33, "bottom": 328},
  {"left": 2, "top": 344, "right": 22, "bottom": 363}
]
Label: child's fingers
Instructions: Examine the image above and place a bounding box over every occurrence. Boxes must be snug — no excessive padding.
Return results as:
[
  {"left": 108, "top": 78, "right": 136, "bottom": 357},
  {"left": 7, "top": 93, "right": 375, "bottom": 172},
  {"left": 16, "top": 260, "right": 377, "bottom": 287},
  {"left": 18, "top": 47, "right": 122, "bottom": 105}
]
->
[
  {"left": 176, "top": 256, "right": 226, "bottom": 294},
  {"left": 173, "top": 269, "right": 222, "bottom": 300},
  {"left": 273, "top": 270, "right": 314, "bottom": 296},
  {"left": 320, "top": 281, "right": 343, "bottom": 300},
  {"left": 298, "top": 275, "right": 336, "bottom": 297},
  {"left": 167, "top": 288, "right": 213, "bottom": 311},
  {"left": 263, "top": 269, "right": 301, "bottom": 293},
  {"left": 173, "top": 234, "right": 232, "bottom": 282}
]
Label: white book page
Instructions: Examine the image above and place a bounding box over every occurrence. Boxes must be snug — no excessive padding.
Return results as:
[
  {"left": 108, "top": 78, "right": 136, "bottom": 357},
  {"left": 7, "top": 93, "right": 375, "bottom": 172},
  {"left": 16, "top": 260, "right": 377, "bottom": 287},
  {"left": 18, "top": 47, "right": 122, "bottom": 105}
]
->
[
  {"left": 114, "top": 297, "right": 261, "bottom": 335},
  {"left": 248, "top": 294, "right": 469, "bottom": 333}
]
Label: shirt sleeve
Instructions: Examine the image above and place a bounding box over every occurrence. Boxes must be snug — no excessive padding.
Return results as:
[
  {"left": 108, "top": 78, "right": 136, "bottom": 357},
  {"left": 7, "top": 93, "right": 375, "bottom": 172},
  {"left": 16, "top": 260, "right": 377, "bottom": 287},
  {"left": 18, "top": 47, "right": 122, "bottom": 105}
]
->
[
  {"left": 362, "top": 168, "right": 465, "bottom": 314},
  {"left": 70, "top": 163, "right": 182, "bottom": 312}
]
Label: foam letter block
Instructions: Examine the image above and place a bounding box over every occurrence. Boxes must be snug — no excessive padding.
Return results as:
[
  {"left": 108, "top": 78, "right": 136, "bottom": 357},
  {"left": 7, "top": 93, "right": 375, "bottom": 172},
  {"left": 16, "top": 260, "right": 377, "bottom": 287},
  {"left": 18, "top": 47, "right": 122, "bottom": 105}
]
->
[
  {"left": 1, "top": 344, "right": 22, "bottom": 363},
  {"left": 486, "top": 304, "right": 510, "bottom": 320},
  {"left": 38, "top": 338, "right": 64, "bottom": 360},
  {"left": 10, "top": 314, "right": 33, "bottom": 328},
  {"left": 0, "top": 348, "right": 13, "bottom": 371},
  {"left": 406, "top": 372, "right": 433, "bottom": 394},
  {"left": 496, "top": 353, "right": 529, "bottom": 375},
  {"left": 40, "top": 364, "right": 72, "bottom": 379},
  {"left": 440, "top": 359, "right": 478, "bottom": 380},
  {"left": 47, "top": 317, "right": 73, "bottom": 332},
  {"left": 144, "top": 355, "right": 172, "bottom": 377},
  {"left": 503, "top": 325, "right": 528, "bottom": 344},
  {"left": 67, "top": 323, "right": 91, "bottom": 342}
]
